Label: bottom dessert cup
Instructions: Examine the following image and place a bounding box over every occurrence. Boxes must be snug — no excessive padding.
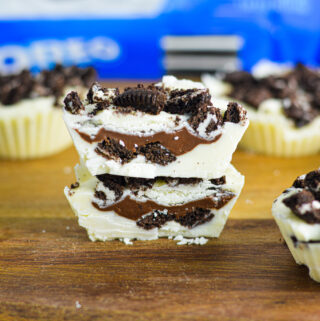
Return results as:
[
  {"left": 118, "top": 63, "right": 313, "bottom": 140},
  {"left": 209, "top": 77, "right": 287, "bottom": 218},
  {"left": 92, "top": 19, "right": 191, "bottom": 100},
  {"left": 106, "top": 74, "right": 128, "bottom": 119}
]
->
[{"left": 65, "top": 163, "right": 245, "bottom": 243}]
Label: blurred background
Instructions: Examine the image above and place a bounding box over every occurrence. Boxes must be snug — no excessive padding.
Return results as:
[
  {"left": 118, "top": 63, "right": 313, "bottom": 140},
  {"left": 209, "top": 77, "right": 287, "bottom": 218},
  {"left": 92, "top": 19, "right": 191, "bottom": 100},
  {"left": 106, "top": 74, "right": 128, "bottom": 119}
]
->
[{"left": 0, "top": 0, "right": 320, "bottom": 79}]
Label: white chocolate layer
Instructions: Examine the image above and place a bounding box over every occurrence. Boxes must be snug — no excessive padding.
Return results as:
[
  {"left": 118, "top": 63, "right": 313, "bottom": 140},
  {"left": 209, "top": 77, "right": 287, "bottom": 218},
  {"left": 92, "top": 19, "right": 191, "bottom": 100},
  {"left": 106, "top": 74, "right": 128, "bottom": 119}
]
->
[{"left": 65, "top": 164, "right": 244, "bottom": 242}]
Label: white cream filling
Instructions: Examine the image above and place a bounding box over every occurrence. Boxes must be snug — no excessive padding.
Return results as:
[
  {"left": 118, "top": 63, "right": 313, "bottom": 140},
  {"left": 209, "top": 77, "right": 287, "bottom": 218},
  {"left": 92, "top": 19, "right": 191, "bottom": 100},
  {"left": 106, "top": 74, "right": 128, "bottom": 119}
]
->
[
  {"left": 64, "top": 106, "right": 189, "bottom": 137},
  {"left": 251, "top": 60, "right": 293, "bottom": 78},
  {"left": 65, "top": 164, "right": 244, "bottom": 241},
  {"left": 159, "top": 75, "right": 205, "bottom": 91}
]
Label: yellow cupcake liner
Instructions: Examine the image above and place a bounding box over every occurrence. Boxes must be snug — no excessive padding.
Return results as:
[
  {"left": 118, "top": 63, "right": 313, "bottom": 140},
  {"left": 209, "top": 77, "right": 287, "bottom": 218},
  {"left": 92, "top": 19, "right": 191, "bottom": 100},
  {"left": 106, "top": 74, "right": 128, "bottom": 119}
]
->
[
  {"left": 0, "top": 107, "right": 71, "bottom": 159},
  {"left": 239, "top": 119, "right": 320, "bottom": 157},
  {"left": 274, "top": 214, "right": 320, "bottom": 282}
]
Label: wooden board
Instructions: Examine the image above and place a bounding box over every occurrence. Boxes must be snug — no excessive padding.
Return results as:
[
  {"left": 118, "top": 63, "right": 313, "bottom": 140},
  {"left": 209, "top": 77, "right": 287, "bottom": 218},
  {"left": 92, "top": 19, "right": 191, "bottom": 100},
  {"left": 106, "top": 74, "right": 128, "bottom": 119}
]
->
[{"left": 1, "top": 147, "right": 320, "bottom": 321}]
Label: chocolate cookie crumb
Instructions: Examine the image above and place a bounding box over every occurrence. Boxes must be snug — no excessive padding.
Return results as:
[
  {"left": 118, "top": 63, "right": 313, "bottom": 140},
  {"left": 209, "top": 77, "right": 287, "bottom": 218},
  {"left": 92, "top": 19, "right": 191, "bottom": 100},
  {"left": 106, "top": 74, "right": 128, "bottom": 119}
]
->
[
  {"left": 210, "top": 176, "right": 226, "bottom": 185},
  {"left": 0, "top": 70, "right": 34, "bottom": 105},
  {"left": 137, "top": 208, "right": 214, "bottom": 230},
  {"left": 188, "top": 104, "right": 223, "bottom": 134},
  {"left": 293, "top": 176, "right": 306, "bottom": 188},
  {"left": 64, "top": 91, "right": 84, "bottom": 114},
  {"left": 113, "top": 86, "right": 166, "bottom": 114},
  {"left": 96, "top": 174, "right": 125, "bottom": 201},
  {"left": 165, "top": 88, "right": 211, "bottom": 115},
  {"left": 137, "top": 142, "right": 176, "bottom": 165},
  {"left": 70, "top": 182, "right": 80, "bottom": 189},
  {"left": 283, "top": 96, "right": 318, "bottom": 128},
  {"left": 94, "top": 190, "right": 107, "bottom": 201},
  {"left": 126, "top": 177, "right": 156, "bottom": 192},
  {"left": 88, "top": 102, "right": 109, "bottom": 116},
  {"left": 137, "top": 211, "right": 175, "bottom": 230},
  {"left": 95, "top": 138, "right": 136, "bottom": 163},
  {"left": 283, "top": 190, "right": 320, "bottom": 223},
  {"left": 223, "top": 102, "right": 247, "bottom": 123},
  {"left": 304, "top": 170, "right": 320, "bottom": 192},
  {"left": 224, "top": 71, "right": 255, "bottom": 85},
  {"left": 177, "top": 208, "right": 214, "bottom": 228},
  {"left": 205, "top": 108, "right": 224, "bottom": 134},
  {"left": 161, "top": 177, "right": 203, "bottom": 186}
]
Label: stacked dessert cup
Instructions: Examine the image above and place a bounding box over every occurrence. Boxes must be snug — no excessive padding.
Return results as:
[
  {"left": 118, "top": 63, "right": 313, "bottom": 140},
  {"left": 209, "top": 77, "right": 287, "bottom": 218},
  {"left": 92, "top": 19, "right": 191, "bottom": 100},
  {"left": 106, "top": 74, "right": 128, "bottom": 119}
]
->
[{"left": 63, "top": 76, "right": 249, "bottom": 243}]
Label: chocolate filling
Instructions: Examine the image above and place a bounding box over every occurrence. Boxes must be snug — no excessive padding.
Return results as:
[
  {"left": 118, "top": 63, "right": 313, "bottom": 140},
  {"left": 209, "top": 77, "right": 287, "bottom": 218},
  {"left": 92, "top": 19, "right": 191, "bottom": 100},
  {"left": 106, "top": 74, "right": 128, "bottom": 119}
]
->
[
  {"left": 77, "top": 127, "right": 222, "bottom": 157},
  {"left": 92, "top": 192, "right": 234, "bottom": 221}
]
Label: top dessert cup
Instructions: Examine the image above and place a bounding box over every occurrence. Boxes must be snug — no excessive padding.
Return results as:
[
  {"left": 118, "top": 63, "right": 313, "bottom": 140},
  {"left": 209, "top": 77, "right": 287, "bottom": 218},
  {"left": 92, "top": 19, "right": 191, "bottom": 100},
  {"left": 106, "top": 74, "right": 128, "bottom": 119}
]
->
[
  {"left": 0, "top": 65, "right": 96, "bottom": 160},
  {"left": 63, "top": 76, "right": 249, "bottom": 179},
  {"left": 202, "top": 63, "right": 320, "bottom": 157}
]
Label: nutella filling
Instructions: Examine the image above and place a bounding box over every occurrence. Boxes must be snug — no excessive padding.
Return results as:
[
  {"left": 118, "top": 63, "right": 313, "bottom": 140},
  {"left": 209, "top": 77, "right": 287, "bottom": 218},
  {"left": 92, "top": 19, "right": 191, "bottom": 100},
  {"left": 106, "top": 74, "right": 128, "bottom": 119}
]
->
[
  {"left": 92, "top": 193, "right": 234, "bottom": 221},
  {"left": 77, "top": 127, "right": 221, "bottom": 156}
]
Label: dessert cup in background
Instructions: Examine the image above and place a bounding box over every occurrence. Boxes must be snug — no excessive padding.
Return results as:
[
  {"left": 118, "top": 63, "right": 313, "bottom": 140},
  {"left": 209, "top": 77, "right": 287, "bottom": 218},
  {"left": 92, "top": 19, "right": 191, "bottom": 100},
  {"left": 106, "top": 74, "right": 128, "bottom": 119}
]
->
[
  {"left": 273, "top": 169, "right": 320, "bottom": 282},
  {"left": 0, "top": 65, "right": 96, "bottom": 159},
  {"left": 202, "top": 63, "right": 320, "bottom": 157},
  {"left": 63, "top": 76, "right": 248, "bottom": 243}
]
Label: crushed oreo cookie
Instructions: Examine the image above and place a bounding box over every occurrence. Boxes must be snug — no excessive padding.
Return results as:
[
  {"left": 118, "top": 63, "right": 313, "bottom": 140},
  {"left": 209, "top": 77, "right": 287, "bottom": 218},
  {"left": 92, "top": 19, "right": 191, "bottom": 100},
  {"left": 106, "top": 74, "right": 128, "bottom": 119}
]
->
[
  {"left": 283, "top": 94, "right": 318, "bottom": 128},
  {"left": 283, "top": 169, "right": 320, "bottom": 223},
  {"left": 95, "top": 138, "right": 135, "bottom": 164},
  {"left": 161, "top": 177, "right": 202, "bottom": 186},
  {"left": 137, "top": 142, "right": 177, "bottom": 165},
  {"left": 64, "top": 91, "right": 84, "bottom": 114},
  {"left": 96, "top": 174, "right": 125, "bottom": 201},
  {"left": 136, "top": 208, "right": 214, "bottom": 230},
  {"left": 178, "top": 208, "right": 214, "bottom": 228},
  {"left": 223, "top": 63, "right": 320, "bottom": 127},
  {"left": 136, "top": 210, "right": 175, "bottom": 230},
  {"left": 210, "top": 176, "right": 226, "bottom": 185},
  {"left": 223, "top": 102, "right": 247, "bottom": 123},
  {"left": 164, "top": 88, "right": 211, "bottom": 115},
  {"left": 0, "top": 64, "right": 96, "bottom": 106},
  {"left": 0, "top": 70, "right": 34, "bottom": 105},
  {"left": 70, "top": 182, "right": 80, "bottom": 189},
  {"left": 113, "top": 86, "right": 167, "bottom": 115},
  {"left": 188, "top": 104, "right": 223, "bottom": 133}
]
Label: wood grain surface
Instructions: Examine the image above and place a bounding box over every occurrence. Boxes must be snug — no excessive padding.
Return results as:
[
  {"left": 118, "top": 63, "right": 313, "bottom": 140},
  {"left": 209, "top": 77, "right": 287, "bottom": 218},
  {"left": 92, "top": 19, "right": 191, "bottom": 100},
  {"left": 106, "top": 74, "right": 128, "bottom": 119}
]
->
[
  {"left": 1, "top": 81, "right": 320, "bottom": 320},
  {"left": 1, "top": 147, "right": 320, "bottom": 321}
]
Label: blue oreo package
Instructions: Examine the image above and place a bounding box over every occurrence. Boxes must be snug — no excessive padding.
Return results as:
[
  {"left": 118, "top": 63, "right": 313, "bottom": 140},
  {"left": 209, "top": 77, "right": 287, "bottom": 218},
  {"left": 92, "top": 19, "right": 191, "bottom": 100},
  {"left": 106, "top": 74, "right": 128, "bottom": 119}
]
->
[{"left": 0, "top": 0, "right": 319, "bottom": 78}]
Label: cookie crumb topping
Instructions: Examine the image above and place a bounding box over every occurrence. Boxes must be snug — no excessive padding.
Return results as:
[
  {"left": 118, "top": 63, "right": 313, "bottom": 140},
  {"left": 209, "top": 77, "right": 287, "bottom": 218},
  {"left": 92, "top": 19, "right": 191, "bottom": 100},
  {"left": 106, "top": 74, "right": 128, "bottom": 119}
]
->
[{"left": 283, "top": 169, "right": 320, "bottom": 223}]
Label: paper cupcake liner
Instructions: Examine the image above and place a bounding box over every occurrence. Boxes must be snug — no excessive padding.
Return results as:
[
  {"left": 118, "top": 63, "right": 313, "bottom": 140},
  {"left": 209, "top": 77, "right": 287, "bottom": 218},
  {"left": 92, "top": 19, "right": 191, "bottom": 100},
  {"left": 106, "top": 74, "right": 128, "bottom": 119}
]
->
[
  {"left": 0, "top": 107, "right": 71, "bottom": 159},
  {"left": 239, "top": 120, "right": 320, "bottom": 157},
  {"left": 274, "top": 214, "right": 320, "bottom": 282}
]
